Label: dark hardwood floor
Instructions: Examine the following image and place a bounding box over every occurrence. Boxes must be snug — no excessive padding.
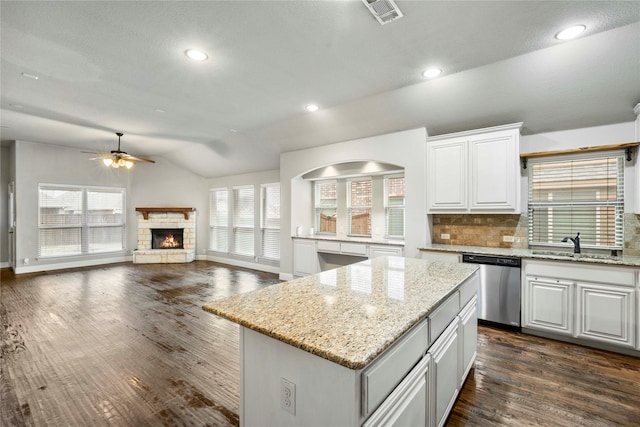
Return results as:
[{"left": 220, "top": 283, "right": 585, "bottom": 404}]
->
[{"left": 1, "top": 261, "right": 639, "bottom": 426}]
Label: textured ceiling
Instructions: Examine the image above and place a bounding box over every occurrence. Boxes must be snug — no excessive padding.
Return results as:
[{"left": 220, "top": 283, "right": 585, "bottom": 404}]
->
[{"left": 1, "top": 1, "right": 639, "bottom": 178}]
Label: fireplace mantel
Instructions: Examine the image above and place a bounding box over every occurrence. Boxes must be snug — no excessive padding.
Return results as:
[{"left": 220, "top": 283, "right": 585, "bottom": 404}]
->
[{"left": 135, "top": 207, "right": 196, "bottom": 220}]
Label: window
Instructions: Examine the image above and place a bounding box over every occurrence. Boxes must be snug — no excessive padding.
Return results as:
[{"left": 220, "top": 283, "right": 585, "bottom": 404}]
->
[
  {"left": 209, "top": 188, "right": 229, "bottom": 252},
  {"left": 348, "top": 178, "right": 372, "bottom": 236},
  {"left": 233, "top": 186, "right": 255, "bottom": 256},
  {"left": 39, "top": 185, "right": 125, "bottom": 257},
  {"left": 261, "top": 183, "right": 280, "bottom": 260},
  {"left": 528, "top": 151, "right": 624, "bottom": 249},
  {"left": 315, "top": 180, "right": 337, "bottom": 234},
  {"left": 385, "top": 175, "right": 405, "bottom": 238}
]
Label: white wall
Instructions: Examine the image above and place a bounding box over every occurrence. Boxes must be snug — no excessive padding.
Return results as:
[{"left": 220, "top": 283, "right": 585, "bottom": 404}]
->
[
  {"left": 206, "top": 169, "right": 280, "bottom": 273},
  {"left": 280, "top": 128, "right": 428, "bottom": 278},
  {"left": 0, "top": 144, "right": 10, "bottom": 267}
]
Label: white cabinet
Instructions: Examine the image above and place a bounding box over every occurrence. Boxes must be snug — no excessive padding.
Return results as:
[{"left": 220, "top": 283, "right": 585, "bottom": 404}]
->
[
  {"left": 427, "top": 137, "right": 467, "bottom": 211},
  {"left": 293, "top": 238, "right": 319, "bottom": 276},
  {"left": 459, "top": 296, "right": 477, "bottom": 387},
  {"left": 426, "top": 123, "right": 522, "bottom": 214},
  {"left": 522, "top": 259, "right": 638, "bottom": 355},
  {"left": 363, "top": 355, "right": 430, "bottom": 427},
  {"left": 369, "top": 244, "right": 404, "bottom": 259},
  {"left": 576, "top": 282, "right": 635, "bottom": 348},
  {"left": 523, "top": 276, "right": 574, "bottom": 336},
  {"left": 428, "top": 319, "right": 460, "bottom": 427}
]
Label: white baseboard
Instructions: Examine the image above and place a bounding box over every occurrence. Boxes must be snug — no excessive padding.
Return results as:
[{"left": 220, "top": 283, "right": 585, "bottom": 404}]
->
[
  {"left": 279, "top": 273, "right": 294, "bottom": 281},
  {"left": 206, "top": 255, "right": 280, "bottom": 275},
  {"left": 0, "top": 261, "right": 8, "bottom": 269},
  {"left": 12, "top": 255, "right": 132, "bottom": 275}
]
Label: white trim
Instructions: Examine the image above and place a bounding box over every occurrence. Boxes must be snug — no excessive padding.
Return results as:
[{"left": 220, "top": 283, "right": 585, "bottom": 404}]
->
[
  {"left": 0, "top": 262, "right": 9, "bottom": 269},
  {"left": 12, "top": 255, "right": 132, "bottom": 274},
  {"left": 279, "top": 272, "right": 294, "bottom": 281},
  {"left": 206, "top": 254, "right": 280, "bottom": 274},
  {"left": 426, "top": 122, "right": 523, "bottom": 142}
]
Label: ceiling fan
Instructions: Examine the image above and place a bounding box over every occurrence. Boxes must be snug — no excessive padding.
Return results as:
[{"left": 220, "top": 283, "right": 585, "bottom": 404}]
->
[{"left": 86, "top": 132, "right": 155, "bottom": 169}]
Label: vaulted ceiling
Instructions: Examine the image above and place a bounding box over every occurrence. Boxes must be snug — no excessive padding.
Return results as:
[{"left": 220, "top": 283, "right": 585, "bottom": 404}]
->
[{"left": 1, "top": 1, "right": 639, "bottom": 178}]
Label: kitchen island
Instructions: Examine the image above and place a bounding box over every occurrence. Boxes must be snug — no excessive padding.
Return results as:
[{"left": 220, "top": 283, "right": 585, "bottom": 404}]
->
[{"left": 203, "top": 256, "right": 479, "bottom": 426}]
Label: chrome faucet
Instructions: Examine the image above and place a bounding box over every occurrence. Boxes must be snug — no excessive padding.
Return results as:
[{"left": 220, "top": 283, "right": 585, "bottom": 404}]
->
[{"left": 562, "top": 232, "right": 581, "bottom": 254}]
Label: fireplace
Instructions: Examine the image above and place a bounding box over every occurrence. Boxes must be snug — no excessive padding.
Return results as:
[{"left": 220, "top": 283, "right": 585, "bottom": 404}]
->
[
  {"left": 133, "top": 207, "right": 196, "bottom": 264},
  {"left": 151, "top": 228, "right": 184, "bottom": 250}
]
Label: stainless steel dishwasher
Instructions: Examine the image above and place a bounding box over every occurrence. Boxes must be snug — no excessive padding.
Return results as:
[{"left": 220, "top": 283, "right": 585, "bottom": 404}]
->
[{"left": 462, "top": 253, "right": 521, "bottom": 329}]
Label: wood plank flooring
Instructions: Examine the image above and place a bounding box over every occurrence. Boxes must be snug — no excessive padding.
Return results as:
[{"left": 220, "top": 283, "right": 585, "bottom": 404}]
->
[{"left": 1, "top": 261, "right": 639, "bottom": 426}]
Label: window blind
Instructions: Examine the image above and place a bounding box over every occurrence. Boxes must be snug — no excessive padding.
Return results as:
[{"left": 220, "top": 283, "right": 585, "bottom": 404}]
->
[
  {"left": 528, "top": 152, "right": 624, "bottom": 249},
  {"left": 261, "top": 184, "right": 280, "bottom": 260},
  {"left": 209, "top": 188, "right": 229, "bottom": 252},
  {"left": 39, "top": 185, "right": 125, "bottom": 257},
  {"left": 348, "top": 178, "right": 372, "bottom": 236},
  {"left": 385, "top": 175, "right": 405, "bottom": 238},
  {"left": 233, "top": 186, "right": 255, "bottom": 256},
  {"left": 315, "top": 180, "right": 337, "bottom": 234}
]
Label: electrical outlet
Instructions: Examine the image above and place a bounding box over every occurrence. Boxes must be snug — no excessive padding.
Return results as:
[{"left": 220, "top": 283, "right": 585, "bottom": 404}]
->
[
  {"left": 281, "top": 378, "right": 296, "bottom": 415},
  {"left": 23, "top": 258, "right": 29, "bottom": 265},
  {"left": 503, "top": 235, "right": 515, "bottom": 243},
  {"left": 440, "top": 233, "right": 450, "bottom": 240}
]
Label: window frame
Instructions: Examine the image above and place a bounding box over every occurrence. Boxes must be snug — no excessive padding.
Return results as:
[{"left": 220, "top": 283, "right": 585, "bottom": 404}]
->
[
  {"left": 260, "top": 183, "right": 280, "bottom": 261},
  {"left": 347, "top": 176, "right": 373, "bottom": 237},
  {"left": 232, "top": 185, "right": 255, "bottom": 257},
  {"left": 384, "top": 174, "right": 405, "bottom": 239},
  {"left": 209, "top": 188, "right": 230, "bottom": 253},
  {"left": 38, "top": 184, "right": 126, "bottom": 258},
  {"left": 314, "top": 180, "right": 338, "bottom": 235},
  {"left": 527, "top": 150, "right": 624, "bottom": 250}
]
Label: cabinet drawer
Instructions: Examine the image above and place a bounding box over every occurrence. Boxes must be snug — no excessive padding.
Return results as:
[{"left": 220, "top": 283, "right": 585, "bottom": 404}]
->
[
  {"left": 429, "top": 291, "right": 460, "bottom": 345},
  {"left": 459, "top": 273, "right": 478, "bottom": 307},
  {"left": 362, "top": 319, "right": 429, "bottom": 417},
  {"left": 341, "top": 242, "right": 368, "bottom": 256},
  {"left": 317, "top": 240, "right": 341, "bottom": 253}
]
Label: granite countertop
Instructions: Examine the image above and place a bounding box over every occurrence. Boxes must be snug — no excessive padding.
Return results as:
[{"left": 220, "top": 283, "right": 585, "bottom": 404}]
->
[
  {"left": 202, "top": 256, "right": 477, "bottom": 370},
  {"left": 292, "top": 234, "right": 405, "bottom": 246},
  {"left": 419, "top": 243, "right": 640, "bottom": 267}
]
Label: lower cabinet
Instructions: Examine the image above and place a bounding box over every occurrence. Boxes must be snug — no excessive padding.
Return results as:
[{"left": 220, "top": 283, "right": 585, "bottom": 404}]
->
[
  {"left": 428, "top": 319, "right": 460, "bottom": 427},
  {"left": 363, "top": 355, "right": 430, "bottom": 427},
  {"left": 293, "top": 238, "right": 319, "bottom": 276},
  {"left": 459, "top": 296, "right": 477, "bottom": 387},
  {"left": 576, "top": 282, "right": 635, "bottom": 348},
  {"left": 523, "top": 276, "right": 574, "bottom": 336}
]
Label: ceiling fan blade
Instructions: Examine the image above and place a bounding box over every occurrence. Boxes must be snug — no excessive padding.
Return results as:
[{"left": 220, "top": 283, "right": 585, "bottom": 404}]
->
[
  {"left": 124, "top": 154, "right": 155, "bottom": 163},
  {"left": 81, "top": 150, "right": 101, "bottom": 154}
]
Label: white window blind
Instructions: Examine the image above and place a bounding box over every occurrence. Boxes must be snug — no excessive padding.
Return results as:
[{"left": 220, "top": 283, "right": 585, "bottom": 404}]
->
[
  {"left": 209, "top": 188, "right": 229, "bottom": 252},
  {"left": 39, "top": 185, "right": 125, "bottom": 257},
  {"left": 348, "top": 178, "right": 372, "bottom": 236},
  {"left": 315, "top": 180, "right": 337, "bottom": 234},
  {"left": 261, "top": 183, "right": 280, "bottom": 260},
  {"left": 233, "top": 186, "right": 255, "bottom": 256},
  {"left": 385, "top": 175, "right": 405, "bottom": 238},
  {"left": 528, "top": 151, "right": 624, "bottom": 249}
]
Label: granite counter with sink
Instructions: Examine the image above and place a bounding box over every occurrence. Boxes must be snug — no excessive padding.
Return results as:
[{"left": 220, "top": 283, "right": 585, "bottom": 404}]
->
[{"left": 419, "top": 243, "right": 640, "bottom": 267}]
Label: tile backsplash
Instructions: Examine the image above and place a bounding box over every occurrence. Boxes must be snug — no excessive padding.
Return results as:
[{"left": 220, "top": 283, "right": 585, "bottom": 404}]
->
[{"left": 432, "top": 213, "right": 640, "bottom": 255}]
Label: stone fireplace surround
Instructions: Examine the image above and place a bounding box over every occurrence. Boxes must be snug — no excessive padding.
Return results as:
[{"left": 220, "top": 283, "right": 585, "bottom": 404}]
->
[{"left": 133, "top": 207, "right": 196, "bottom": 264}]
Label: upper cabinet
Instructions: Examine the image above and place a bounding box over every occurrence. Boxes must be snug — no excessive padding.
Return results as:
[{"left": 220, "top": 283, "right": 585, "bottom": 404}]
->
[{"left": 427, "top": 123, "right": 523, "bottom": 214}]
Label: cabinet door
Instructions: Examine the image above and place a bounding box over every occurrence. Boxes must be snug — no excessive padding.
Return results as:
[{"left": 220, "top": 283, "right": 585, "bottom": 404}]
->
[
  {"left": 428, "top": 319, "right": 459, "bottom": 427},
  {"left": 523, "top": 276, "right": 574, "bottom": 335},
  {"left": 576, "top": 283, "right": 635, "bottom": 347},
  {"left": 469, "top": 130, "right": 519, "bottom": 212},
  {"left": 427, "top": 138, "right": 468, "bottom": 212},
  {"left": 293, "top": 239, "right": 318, "bottom": 276},
  {"left": 363, "top": 355, "right": 430, "bottom": 427},
  {"left": 459, "top": 296, "right": 477, "bottom": 387}
]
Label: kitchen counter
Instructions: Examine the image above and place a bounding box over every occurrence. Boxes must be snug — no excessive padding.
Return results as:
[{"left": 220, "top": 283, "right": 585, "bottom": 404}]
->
[
  {"left": 419, "top": 243, "right": 640, "bottom": 267},
  {"left": 203, "top": 256, "right": 477, "bottom": 369}
]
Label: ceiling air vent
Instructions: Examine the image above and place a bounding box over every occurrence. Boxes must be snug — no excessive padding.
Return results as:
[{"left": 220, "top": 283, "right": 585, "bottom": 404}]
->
[{"left": 361, "top": 0, "right": 404, "bottom": 25}]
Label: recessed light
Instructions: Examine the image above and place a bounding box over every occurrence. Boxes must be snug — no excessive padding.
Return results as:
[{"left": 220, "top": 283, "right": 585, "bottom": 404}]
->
[
  {"left": 422, "top": 68, "right": 442, "bottom": 79},
  {"left": 155, "top": 109, "right": 165, "bottom": 113},
  {"left": 185, "top": 49, "right": 208, "bottom": 61},
  {"left": 21, "top": 72, "right": 39, "bottom": 80},
  {"left": 305, "top": 104, "right": 320, "bottom": 112},
  {"left": 555, "top": 25, "right": 586, "bottom": 40}
]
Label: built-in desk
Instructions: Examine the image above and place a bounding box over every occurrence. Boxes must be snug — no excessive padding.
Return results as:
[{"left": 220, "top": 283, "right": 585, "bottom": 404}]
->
[{"left": 203, "top": 257, "right": 479, "bottom": 426}]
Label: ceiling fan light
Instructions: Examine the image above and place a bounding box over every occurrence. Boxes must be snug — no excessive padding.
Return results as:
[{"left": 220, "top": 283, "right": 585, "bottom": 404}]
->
[
  {"left": 125, "top": 160, "right": 134, "bottom": 169},
  {"left": 103, "top": 158, "right": 113, "bottom": 167}
]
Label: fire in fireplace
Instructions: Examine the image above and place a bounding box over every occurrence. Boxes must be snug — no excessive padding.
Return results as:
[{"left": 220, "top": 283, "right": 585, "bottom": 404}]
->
[{"left": 151, "top": 228, "right": 184, "bottom": 250}]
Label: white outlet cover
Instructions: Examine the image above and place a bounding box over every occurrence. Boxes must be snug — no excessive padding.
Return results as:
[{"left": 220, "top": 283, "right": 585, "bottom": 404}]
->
[
  {"left": 440, "top": 233, "right": 450, "bottom": 240},
  {"left": 281, "top": 378, "right": 296, "bottom": 415}
]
